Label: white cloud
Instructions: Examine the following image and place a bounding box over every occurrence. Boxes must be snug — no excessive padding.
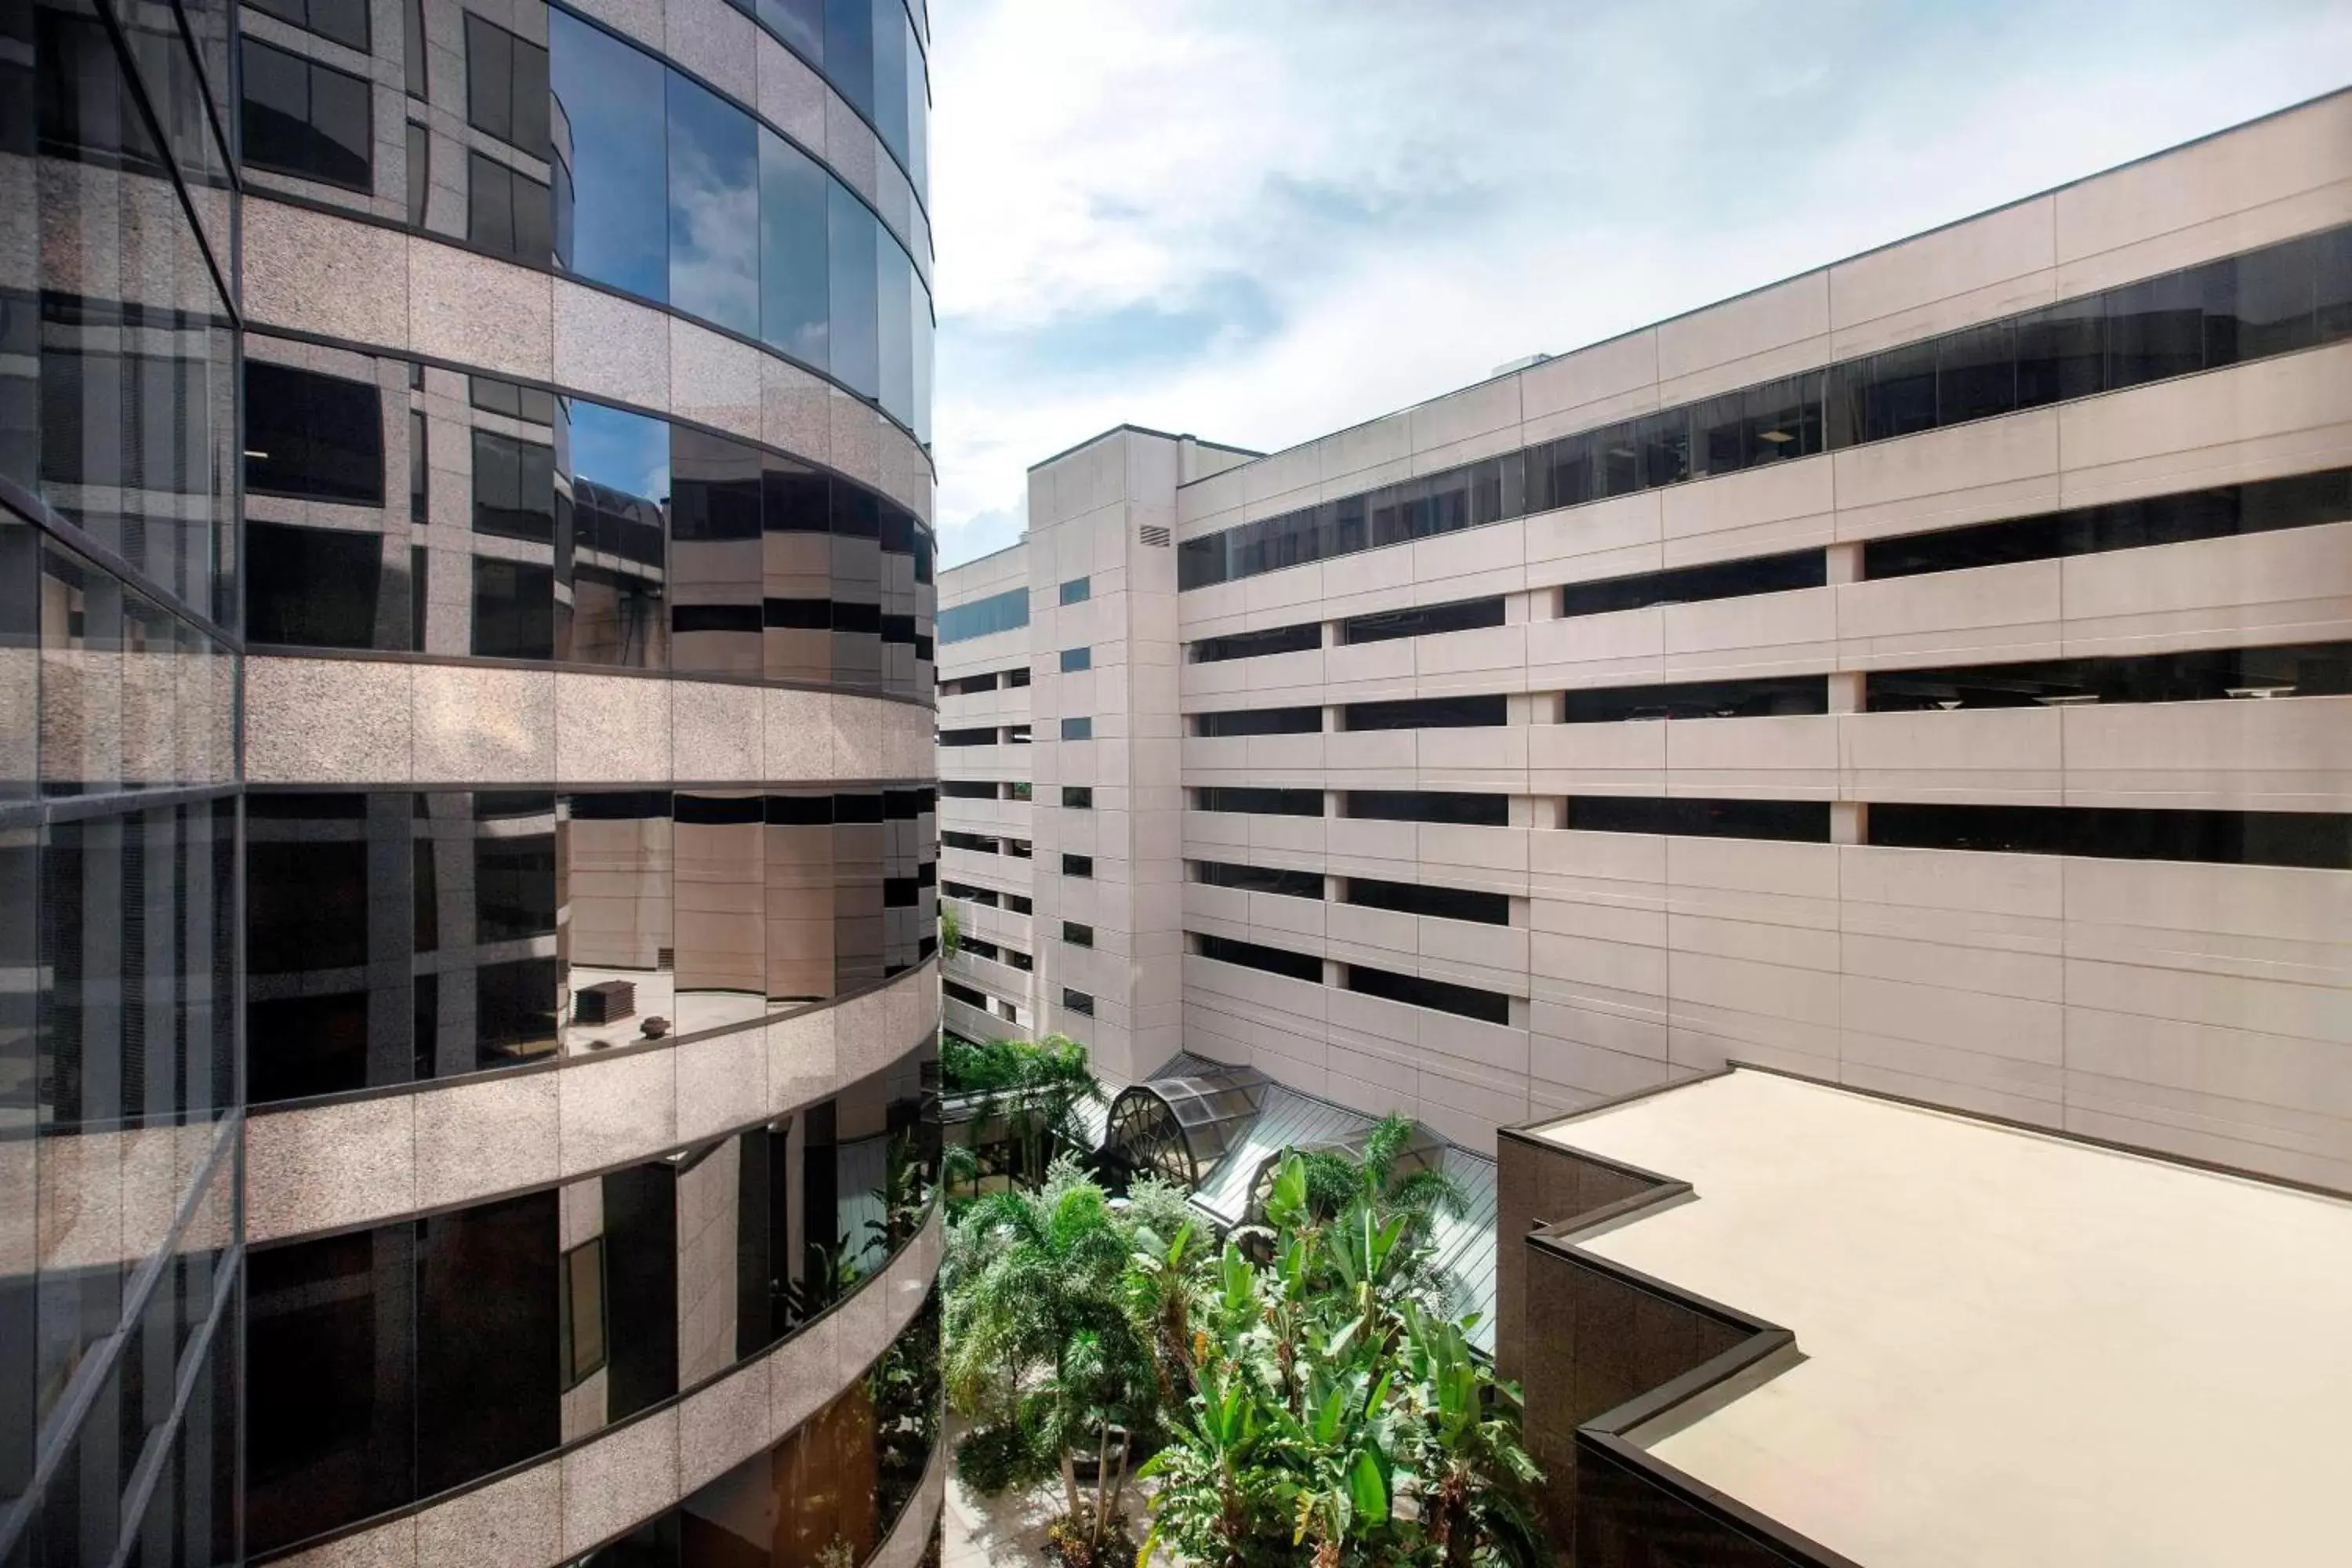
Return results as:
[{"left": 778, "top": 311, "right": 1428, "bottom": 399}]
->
[{"left": 925, "top": 0, "right": 2352, "bottom": 565}]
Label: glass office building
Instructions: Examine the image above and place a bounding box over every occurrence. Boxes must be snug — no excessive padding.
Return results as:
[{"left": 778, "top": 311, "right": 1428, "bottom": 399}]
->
[{"left": 2, "top": 0, "right": 942, "bottom": 1560}]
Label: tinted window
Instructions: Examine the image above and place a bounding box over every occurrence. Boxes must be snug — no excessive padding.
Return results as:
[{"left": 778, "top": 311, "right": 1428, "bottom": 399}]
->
[
  {"left": 245, "top": 361, "right": 384, "bottom": 503},
  {"left": 468, "top": 151, "right": 553, "bottom": 263},
  {"left": 1563, "top": 675, "right": 1826, "bottom": 724},
  {"left": 474, "top": 557, "right": 554, "bottom": 658},
  {"left": 464, "top": 13, "right": 549, "bottom": 158},
  {"left": 1345, "top": 964, "right": 1508, "bottom": 1025},
  {"left": 250, "top": 0, "right": 368, "bottom": 48},
  {"left": 1195, "top": 861, "right": 1322, "bottom": 898},
  {"left": 1195, "top": 787, "right": 1322, "bottom": 816},
  {"left": 760, "top": 130, "right": 830, "bottom": 368},
  {"left": 1867, "top": 802, "right": 2350, "bottom": 870},
  {"left": 1060, "top": 717, "right": 1091, "bottom": 740},
  {"left": 828, "top": 181, "right": 880, "bottom": 397},
  {"left": 1341, "top": 596, "right": 1504, "bottom": 644},
  {"left": 1061, "top": 854, "right": 1092, "bottom": 877},
  {"left": 416, "top": 1193, "right": 560, "bottom": 1490},
  {"left": 1191, "top": 622, "right": 1319, "bottom": 662},
  {"left": 1344, "top": 877, "right": 1508, "bottom": 926},
  {"left": 567, "top": 401, "right": 672, "bottom": 669},
  {"left": 1343, "top": 694, "right": 1506, "bottom": 731},
  {"left": 471, "top": 430, "right": 556, "bottom": 543},
  {"left": 822, "top": 0, "right": 873, "bottom": 113},
  {"left": 405, "top": 118, "right": 430, "bottom": 225},
  {"left": 246, "top": 523, "right": 383, "bottom": 648},
  {"left": 877, "top": 230, "right": 916, "bottom": 428},
  {"left": 1562, "top": 550, "right": 1825, "bottom": 617},
  {"left": 1062, "top": 922, "right": 1093, "bottom": 947},
  {"left": 756, "top": 0, "right": 823, "bottom": 60},
  {"left": 550, "top": 8, "right": 670, "bottom": 302},
  {"left": 1196, "top": 706, "right": 1319, "bottom": 738},
  {"left": 1195, "top": 933, "right": 1322, "bottom": 983},
  {"left": 1060, "top": 646, "right": 1091, "bottom": 672},
  {"left": 1860, "top": 469, "right": 2352, "bottom": 579},
  {"left": 241, "top": 38, "right": 371, "bottom": 188},
  {"left": 937, "top": 588, "right": 1026, "bottom": 644},
  {"left": 1565, "top": 795, "right": 1831, "bottom": 843},
  {"left": 246, "top": 1229, "right": 416, "bottom": 1553},
  {"left": 1344, "top": 791, "right": 1505, "bottom": 826},
  {"left": 667, "top": 73, "right": 760, "bottom": 336},
  {"left": 1062, "top": 987, "right": 1094, "bottom": 1016},
  {"left": 1062, "top": 786, "right": 1092, "bottom": 808},
  {"left": 404, "top": 0, "right": 426, "bottom": 95},
  {"left": 1058, "top": 576, "right": 1090, "bottom": 605}
]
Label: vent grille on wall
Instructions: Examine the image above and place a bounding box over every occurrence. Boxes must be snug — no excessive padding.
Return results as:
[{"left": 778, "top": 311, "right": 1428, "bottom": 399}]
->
[{"left": 1139, "top": 524, "right": 1171, "bottom": 547}]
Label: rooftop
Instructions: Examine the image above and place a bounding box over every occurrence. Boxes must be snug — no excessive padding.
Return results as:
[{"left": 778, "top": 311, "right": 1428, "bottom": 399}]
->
[{"left": 1530, "top": 1069, "right": 2352, "bottom": 1568}]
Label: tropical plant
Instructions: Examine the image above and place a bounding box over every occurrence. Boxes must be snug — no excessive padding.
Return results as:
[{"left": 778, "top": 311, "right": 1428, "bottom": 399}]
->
[
  {"left": 1134, "top": 1152, "right": 1544, "bottom": 1568},
  {"left": 942, "top": 1033, "right": 1105, "bottom": 1196},
  {"left": 940, "top": 904, "right": 961, "bottom": 960},
  {"left": 943, "top": 1160, "right": 1160, "bottom": 1563},
  {"left": 1293, "top": 1112, "right": 1468, "bottom": 1235}
]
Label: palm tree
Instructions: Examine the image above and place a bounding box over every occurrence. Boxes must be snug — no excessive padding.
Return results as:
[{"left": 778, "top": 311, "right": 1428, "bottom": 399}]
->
[
  {"left": 944, "top": 1033, "right": 1104, "bottom": 1190},
  {"left": 943, "top": 1160, "right": 1156, "bottom": 1539},
  {"left": 1295, "top": 1112, "right": 1469, "bottom": 1235},
  {"left": 1138, "top": 1152, "right": 1544, "bottom": 1568}
]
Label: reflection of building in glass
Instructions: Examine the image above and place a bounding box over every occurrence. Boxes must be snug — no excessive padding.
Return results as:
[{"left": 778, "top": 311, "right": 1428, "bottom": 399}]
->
[{"left": 4, "top": 0, "right": 939, "bottom": 1560}]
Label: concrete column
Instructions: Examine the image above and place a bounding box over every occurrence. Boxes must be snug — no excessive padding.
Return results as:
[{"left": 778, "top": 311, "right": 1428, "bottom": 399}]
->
[
  {"left": 1828, "top": 671, "right": 1866, "bottom": 713},
  {"left": 1826, "top": 540, "right": 1864, "bottom": 585},
  {"left": 1832, "top": 800, "right": 1867, "bottom": 844}
]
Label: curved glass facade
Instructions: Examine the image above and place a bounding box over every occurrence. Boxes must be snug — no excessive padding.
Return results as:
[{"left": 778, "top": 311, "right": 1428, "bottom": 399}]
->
[
  {"left": 245, "top": 786, "right": 936, "bottom": 1104},
  {"left": 577, "top": 1283, "right": 941, "bottom": 1568},
  {"left": 245, "top": 1036, "right": 939, "bottom": 1555},
  {"left": 2, "top": 0, "right": 245, "bottom": 1560},
  {"left": 241, "top": 344, "right": 935, "bottom": 699},
  {"left": 550, "top": 5, "right": 933, "bottom": 441},
  {"left": 721, "top": 0, "right": 927, "bottom": 206}
]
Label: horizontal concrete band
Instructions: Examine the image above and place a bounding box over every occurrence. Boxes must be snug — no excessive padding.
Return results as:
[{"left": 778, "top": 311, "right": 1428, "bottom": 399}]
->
[
  {"left": 245, "top": 958, "right": 938, "bottom": 1243},
  {"left": 244, "top": 656, "right": 936, "bottom": 787},
  {"left": 1176, "top": 340, "right": 2352, "bottom": 622},
  {"left": 241, "top": 199, "right": 933, "bottom": 526},
  {"left": 1181, "top": 693, "right": 2352, "bottom": 813},
  {"left": 269, "top": 1210, "right": 943, "bottom": 1568},
  {"left": 1178, "top": 519, "right": 2352, "bottom": 702}
]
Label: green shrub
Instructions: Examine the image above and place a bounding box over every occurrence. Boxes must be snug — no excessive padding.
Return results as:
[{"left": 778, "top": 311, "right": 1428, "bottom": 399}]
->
[{"left": 954, "top": 1423, "right": 1053, "bottom": 1497}]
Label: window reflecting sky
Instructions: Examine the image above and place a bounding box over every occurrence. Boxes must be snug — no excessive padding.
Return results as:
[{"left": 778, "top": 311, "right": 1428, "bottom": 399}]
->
[
  {"left": 550, "top": 7, "right": 667, "bottom": 301},
  {"left": 568, "top": 399, "right": 669, "bottom": 503}
]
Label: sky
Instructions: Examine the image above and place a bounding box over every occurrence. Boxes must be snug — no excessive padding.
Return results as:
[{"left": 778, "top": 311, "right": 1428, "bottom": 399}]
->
[{"left": 921, "top": 0, "right": 2352, "bottom": 567}]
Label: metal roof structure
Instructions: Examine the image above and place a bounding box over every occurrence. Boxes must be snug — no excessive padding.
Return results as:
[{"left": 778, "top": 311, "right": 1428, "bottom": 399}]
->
[
  {"left": 1112, "top": 1051, "right": 1500, "bottom": 1352},
  {"left": 1102, "top": 1058, "right": 1271, "bottom": 1188}
]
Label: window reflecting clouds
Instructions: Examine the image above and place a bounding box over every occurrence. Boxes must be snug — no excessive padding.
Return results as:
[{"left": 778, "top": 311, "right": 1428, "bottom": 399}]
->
[
  {"left": 666, "top": 72, "right": 761, "bottom": 337},
  {"left": 550, "top": 7, "right": 670, "bottom": 302},
  {"left": 826, "top": 177, "right": 881, "bottom": 401},
  {"left": 546, "top": 5, "right": 928, "bottom": 441},
  {"left": 760, "top": 130, "right": 832, "bottom": 370}
]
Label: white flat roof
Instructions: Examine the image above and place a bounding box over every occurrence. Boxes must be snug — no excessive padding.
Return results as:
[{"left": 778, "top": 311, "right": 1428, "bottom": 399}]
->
[{"left": 1533, "top": 1069, "right": 2352, "bottom": 1568}]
